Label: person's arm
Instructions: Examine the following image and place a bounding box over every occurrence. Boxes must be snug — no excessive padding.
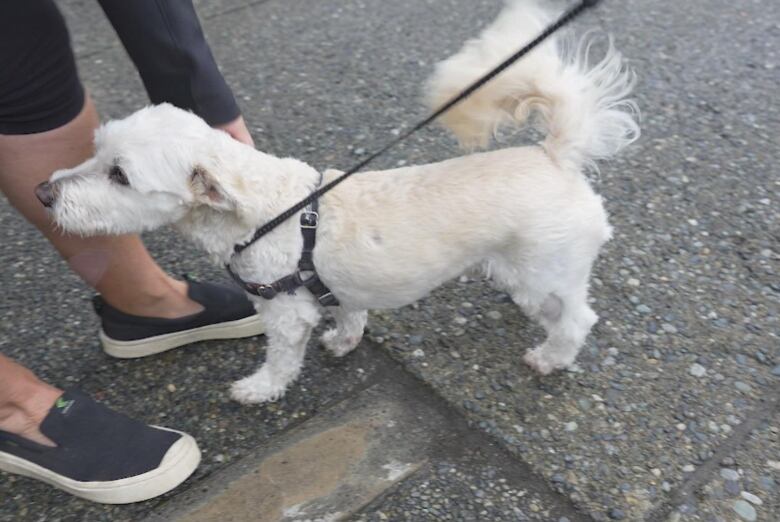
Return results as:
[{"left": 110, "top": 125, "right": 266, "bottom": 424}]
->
[{"left": 97, "top": 0, "right": 252, "bottom": 144}]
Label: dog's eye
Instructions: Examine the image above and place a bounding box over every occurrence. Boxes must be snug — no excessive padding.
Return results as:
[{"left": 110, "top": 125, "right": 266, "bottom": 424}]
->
[{"left": 108, "top": 165, "right": 129, "bottom": 186}]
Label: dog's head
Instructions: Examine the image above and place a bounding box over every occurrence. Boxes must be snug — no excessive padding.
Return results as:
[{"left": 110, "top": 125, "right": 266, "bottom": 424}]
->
[{"left": 39, "top": 104, "right": 241, "bottom": 236}]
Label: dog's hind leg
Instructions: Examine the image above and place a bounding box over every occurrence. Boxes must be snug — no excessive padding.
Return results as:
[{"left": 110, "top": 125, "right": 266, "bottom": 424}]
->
[
  {"left": 320, "top": 308, "right": 368, "bottom": 357},
  {"left": 230, "top": 296, "right": 321, "bottom": 404},
  {"left": 521, "top": 285, "right": 598, "bottom": 375},
  {"left": 490, "top": 246, "right": 600, "bottom": 375}
]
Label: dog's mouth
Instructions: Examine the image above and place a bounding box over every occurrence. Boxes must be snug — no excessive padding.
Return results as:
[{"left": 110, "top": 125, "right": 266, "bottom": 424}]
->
[{"left": 35, "top": 181, "right": 58, "bottom": 208}]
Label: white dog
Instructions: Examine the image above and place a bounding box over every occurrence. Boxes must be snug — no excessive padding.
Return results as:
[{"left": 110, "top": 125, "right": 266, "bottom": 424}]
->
[{"left": 42, "top": 1, "right": 638, "bottom": 403}]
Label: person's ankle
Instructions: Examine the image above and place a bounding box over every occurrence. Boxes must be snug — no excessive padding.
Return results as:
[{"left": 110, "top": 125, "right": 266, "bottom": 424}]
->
[
  {"left": 102, "top": 277, "right": 203, "bottom": 319},
  {"left": 0, "top": 380, "right": 61, "bottom": 446}
]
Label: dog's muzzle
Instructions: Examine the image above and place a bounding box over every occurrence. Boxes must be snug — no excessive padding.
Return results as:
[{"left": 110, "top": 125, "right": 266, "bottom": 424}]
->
[{"left": 35, "top": 181, "right": 56, "bottom": 208}]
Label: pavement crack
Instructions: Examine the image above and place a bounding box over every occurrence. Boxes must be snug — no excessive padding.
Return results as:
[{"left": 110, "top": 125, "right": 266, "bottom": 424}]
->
[{"left": 643, "top": 387, "right": 780, "bottom": 521}]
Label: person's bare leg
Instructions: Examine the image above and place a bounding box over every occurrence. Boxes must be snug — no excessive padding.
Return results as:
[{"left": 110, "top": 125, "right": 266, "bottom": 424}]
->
[
  {"left": 0, "top": 95, "right": 201, "bottom": 318},
  {"left": 0, "top": 354, "right": 60, "bottom": 446}
]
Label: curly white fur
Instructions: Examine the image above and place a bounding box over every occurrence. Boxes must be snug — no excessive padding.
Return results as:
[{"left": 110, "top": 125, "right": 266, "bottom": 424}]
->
[{"left": 45, "top": 0, "right": 638, "bottom": 403}]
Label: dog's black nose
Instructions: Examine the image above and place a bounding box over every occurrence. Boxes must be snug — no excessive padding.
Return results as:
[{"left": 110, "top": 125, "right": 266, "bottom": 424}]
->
[{"left": 35, "top": 181, "right": 56, "bottom": 208}]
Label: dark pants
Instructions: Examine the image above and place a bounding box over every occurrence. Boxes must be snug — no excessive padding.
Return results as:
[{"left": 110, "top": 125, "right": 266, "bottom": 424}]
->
[
  {"left": 0, "top": 0, "right": 239, "bottom": 136},
  {"left": 0, "top": 0, "right": 84, "bottom": 135}
]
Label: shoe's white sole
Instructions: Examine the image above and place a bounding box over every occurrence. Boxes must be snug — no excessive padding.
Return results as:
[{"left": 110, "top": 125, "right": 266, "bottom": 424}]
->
[
  {"left": 0, "top": 428, "right": 201, "bottom": 504},
  {"left": 101, "top": 314, "right": 265, "bottom": 359}
]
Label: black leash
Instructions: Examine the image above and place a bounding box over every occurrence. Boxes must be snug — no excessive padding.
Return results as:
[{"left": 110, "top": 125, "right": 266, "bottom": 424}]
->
[{"left": 233, "top": 0, "right": 601, "bottom": 256}]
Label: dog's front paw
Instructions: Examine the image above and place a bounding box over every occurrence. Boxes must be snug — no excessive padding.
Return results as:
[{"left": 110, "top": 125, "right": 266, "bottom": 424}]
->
[
  {"left": 230, "top": 375, "right": 286, "bottom": 404},
  {"left": 523, "top": 346, "right": 571, "bottom": 375},
  {"left": 320, "top": 328, "right": 361, "bottom": 358}
]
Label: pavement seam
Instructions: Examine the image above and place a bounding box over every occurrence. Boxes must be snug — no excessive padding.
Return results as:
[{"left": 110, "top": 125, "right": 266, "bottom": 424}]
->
[
  {"left": 364, "top": 346, "right": 595, "bottom": 522},
  {"left": 643, "top": 385, "right": 780, "bottom": 521}
]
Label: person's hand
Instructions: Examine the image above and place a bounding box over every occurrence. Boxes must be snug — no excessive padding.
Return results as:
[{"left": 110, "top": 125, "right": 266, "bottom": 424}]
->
[{"left": 215, "top": 115, "right": 254, "bottom": 147}]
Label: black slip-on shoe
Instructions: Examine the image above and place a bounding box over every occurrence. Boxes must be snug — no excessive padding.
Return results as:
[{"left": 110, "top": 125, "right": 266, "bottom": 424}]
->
[
  {"left": 0, "top": 390, "right": 200, "bottom": 504},
  {"left": 95, "top": 276, "right": 264, "bottom": 359}
]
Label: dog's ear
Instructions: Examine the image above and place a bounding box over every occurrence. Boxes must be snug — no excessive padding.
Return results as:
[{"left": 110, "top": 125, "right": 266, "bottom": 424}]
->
[{"left": 190, "top": 165, "right": 232, "bottom": 210}]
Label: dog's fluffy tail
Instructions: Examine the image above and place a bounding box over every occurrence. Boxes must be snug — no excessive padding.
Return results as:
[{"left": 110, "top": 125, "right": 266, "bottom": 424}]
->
[{"left": 426, "top": 0, "right": 639, "bottom": 171}]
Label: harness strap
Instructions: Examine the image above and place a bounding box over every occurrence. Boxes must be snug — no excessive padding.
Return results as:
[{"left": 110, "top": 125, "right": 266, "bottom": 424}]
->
[
  {"left": 297, "top": 197, "right": 339, "bottom": 306},
  {"left": 225, "top": 176, "right": 339, "bottom": 307}
]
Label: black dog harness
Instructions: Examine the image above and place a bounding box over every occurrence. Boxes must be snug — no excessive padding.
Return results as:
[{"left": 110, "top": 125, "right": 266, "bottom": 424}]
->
[{"left": 225, "top": 176, "right": 339, "bottom": 307}]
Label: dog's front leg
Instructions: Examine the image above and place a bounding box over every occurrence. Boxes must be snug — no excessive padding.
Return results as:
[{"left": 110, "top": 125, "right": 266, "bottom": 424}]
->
[
  {"left": 230, "top": 296, "right": 320, "bottom": 404},
  {"left": 320, "top": 308, "right": 367, "bottom": 357}
]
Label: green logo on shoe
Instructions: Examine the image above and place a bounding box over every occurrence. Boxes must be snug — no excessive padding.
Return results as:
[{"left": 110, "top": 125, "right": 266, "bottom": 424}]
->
[{"left": 55, "top": 397, "right": 75, "bottom": 414}]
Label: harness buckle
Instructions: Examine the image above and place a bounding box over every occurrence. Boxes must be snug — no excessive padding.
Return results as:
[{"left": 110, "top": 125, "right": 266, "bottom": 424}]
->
[
  {"left": 317, "top": 292, "right": 339, "bottom": 307},
  {"left": 300, "top": 210, "right": 319, "bottom": 228},
  {"left": 253, "top": 284, "right": 277, "bottom": 299}
]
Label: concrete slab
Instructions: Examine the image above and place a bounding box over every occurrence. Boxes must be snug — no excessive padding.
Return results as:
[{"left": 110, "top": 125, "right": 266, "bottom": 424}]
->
[
  {"left": 147, "top": 356, "right": 588, "bottom": 522},
  {"left": 154, "top": 389, "right": 426, "bottom": 522}
]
